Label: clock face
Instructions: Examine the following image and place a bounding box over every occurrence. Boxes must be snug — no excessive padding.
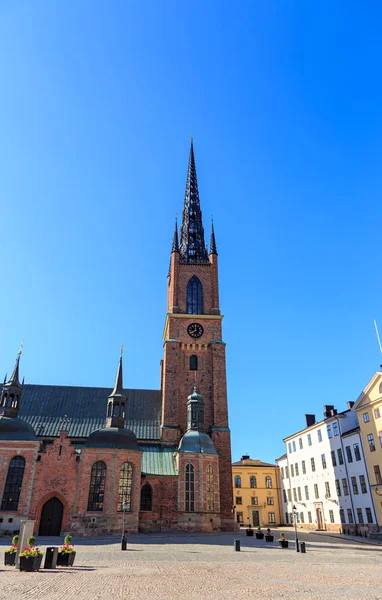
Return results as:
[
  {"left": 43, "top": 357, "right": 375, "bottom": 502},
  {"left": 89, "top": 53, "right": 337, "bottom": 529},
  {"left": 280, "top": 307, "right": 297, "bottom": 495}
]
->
[{"left": 187, "top": 322, "right": 204, "bottom": 339}]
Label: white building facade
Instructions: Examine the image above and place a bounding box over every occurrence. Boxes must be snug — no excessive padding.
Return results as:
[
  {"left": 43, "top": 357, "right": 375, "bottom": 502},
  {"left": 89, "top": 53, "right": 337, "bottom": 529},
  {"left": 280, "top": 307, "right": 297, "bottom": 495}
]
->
[{"left": 277, "top": 404, "right": 379, "bottom": 534}]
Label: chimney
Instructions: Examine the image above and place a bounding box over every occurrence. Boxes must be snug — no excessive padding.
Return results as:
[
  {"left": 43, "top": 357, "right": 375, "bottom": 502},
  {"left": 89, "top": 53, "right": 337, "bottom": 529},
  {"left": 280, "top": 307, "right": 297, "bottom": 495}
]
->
[
  {"left": 305, "top": 414, "right": 316, "bottom": 427},
  {"left": 347, "top": 401, "right": 354, "bottom": 410},
  {"left": 241, "top": 454, "right": 250, "bottom": 461},
  {"left": 323, "top": 405, "right": 334, "bottom": 419},
  {"left": 330, "top": 408, "right": 337, "bottom": 417}
]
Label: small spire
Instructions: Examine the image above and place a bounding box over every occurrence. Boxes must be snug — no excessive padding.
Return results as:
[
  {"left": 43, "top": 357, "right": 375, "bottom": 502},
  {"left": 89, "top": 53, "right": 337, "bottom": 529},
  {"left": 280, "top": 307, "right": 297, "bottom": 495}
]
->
[
  {"left": 209, "top": 220, "right": 217, "bottom": 255},
  {"left": 112, "top": 355, "right": 123, "bottom": 395},
  {"left": 8, "top": 353, "right": 21, "bottom": 387},
  {"left": 171, "top": 217, "right": 179, "bottom": 253}
]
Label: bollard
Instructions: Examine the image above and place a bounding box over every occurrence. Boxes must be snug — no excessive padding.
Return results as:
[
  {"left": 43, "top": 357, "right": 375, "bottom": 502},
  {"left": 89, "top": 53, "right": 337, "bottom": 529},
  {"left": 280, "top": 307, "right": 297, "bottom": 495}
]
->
[
  {"left": 44, "top": 547, "right": 58, "bottom": 569},
  {"left": 234, "top": 539, "right": 240, "bottom": 552},
  {"left": 300, "top": 542, "right": 306, "bottom": 554},
  {"left": 121, "top": 535, "right": 127, "bottom": 551}
]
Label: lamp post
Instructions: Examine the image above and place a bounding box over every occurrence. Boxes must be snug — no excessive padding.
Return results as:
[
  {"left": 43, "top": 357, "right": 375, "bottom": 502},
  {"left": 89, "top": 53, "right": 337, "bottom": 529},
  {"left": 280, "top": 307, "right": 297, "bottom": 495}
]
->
[
  {"left": 121, "top": 499, "right": 127, "bottom": 551},
  {"left": 292, "top": 504, "right": 299, "bottom": 552}
]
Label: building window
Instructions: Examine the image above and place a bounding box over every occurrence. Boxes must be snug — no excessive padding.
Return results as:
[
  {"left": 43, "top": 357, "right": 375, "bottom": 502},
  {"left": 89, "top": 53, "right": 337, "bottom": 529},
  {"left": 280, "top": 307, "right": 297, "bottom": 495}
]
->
[
  {"left": 140, "top": 483, "right": 153, "bottom": 511},
  {"left": 295, "top": 463, "right": 299, "bottom": 476},
  {"left": 265, "top": 476, "right": 272, "bottom": 488},
  {"left": 235, "top": 496, "right": 242, "bottom": 505},
  {"left": 333, "top": 422, "right": 339, "bottom": 436},
  {"left": 308, "top": 511, "right": 312, "bottom": 524},
  {"left": 287, "top": 489, "right": 291, "bottom": 501},
  {"left": 311, "top": 457, "right": 316, "bottom": 472},
  {"left": 339, "top": 509, "right": 346, "bottom": 524},
  {"left": 351, "top": 477, "right": 359, "bottom": 495},
  {"left": 234, "top": 475, "right": 241, "bottom": 488},
  {"left": 302, "top": 460, "right": 306, "bottom": 474},
  {"left": 307, "top": 433, "right": 312, "bottom": 446},
  {"left": 331, "top": 450, "right": 337, "bottom": 467},
  {"left": 368, "top": 434, "right": 376, "bottom": 452},
  {"left": 118, "top": 462, "right": 133, "bottom": 511},
  {"left": 337, "top": 448, "right": 344, "bottom": 465},
  {"left": 374, "top": 465, "right": 382, "bottom": 485},
  {"left": 321, "top": 454, "right": 327, "bottom": 469},
  {"left": 314, "top": 484, "right": 319, "bottom": 499},
  {"left": 290, "top": 512, "right": 294, "bottom": 524},
  {"left": 87, "top": 461, "right": 107, "bottom": 512},
  {"left": 285, "top": 512, "right": 289, "bottom": 524},
  {"left": 325, "top": 481, "right": 331, "bottom": 497},
  {"left": 268, "top": 512, "right": 275, "bottom": 523},
  {"left": 363, "top": 412, "right": 370, "bottom": 423},
  {"left": 379, "top": 431, "right": 382, "bottom": 447},
  {"left": 1, "top": 456, "right": 26, "bottom": 511},
  {"left": 285, "top": 465, "right": 289, "bottom": 478},
  {"left": 206, "top": 465, "right": 214, "bottom": 511},
  {"left": 356, "top": 508, "right": 364, "bottom": 524},
  {"left": 359, "top": 474, "right": 367, "bottom": 494},
  {"left": 250, "top": 476, "right": 257, "bottom": 488},
  {"left": 292, "top": 440, "right": 296, "bottom": 452},
  {"left": 293, "top": 488, "right": 297, "bottom": 502},
  {"left": 297, "top": 487, "right": 302, "bottom": 501},
  {"left": 300, "top": 512, "right": 304, "bottom": 523},
  {"left": 288, "top": 442, "right": 292, "bottom": 453},
  {"left": 267, "top": 497, "right": 274, "bottom": 505},
  {"left": 236, "top": 512, "right": 243, "bottom": 523},
  {"left": 281, "top": 467, "right": 284, "bottom": 479},
  {"left": 251, "top": 496, "right": 258, "bottom": 505},
  {"left": 329, "top": 510, "right": 334, "bottom": 523},
  {"left": 317, "top": 430, "right": 322, "bottom": 442},
  {"left": 353, "top": 443, "right": 361, "bottom": 461},
  {"left": 366, "top": 508, "right": 373, "bottom": 524},
  {"left": 335, "top": 479, "right": 341, "bottom": 496},
  {"left": 299, "top": 438, "right": 303, "bottom": 449},
  {"left": 327, "top": 424, "right": 332, "bottom": 438},
  {"left": 347, "top": 509, "right": 354, "bottom": 524},
  {"left": 345, "top": 446, "right": 353, "bottom": 463},
  {"left": 374, "top": 407, "right": 381, "bottom": 419},
  {"left": 187, "top": 276, "right": 203, "bottom": 314},
  {"left": 304, "top": 485, "right": 309, "bottom": 500},
  {"left": 342, "top": 478, "right": 349, "bottom": 496},
  {"left": 189, "top": 355, "right": 198, "bottom": 371},
  {"left": 291, "top": 464, "right": 294, "bottom": 477},
  {"left": 185, "top": 464, "right": 195, "bottom": 511},
  {"left": 283, "top": 489, "right": 287, "bottom": 502}
]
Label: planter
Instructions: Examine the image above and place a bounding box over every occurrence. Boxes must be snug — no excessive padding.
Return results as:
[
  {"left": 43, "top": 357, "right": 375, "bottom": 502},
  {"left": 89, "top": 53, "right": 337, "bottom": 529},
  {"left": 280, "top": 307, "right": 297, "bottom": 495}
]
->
[
  {"left": 255, "top": 532, "right": 264, "bottom": 540},
  {"left": 57, "top": 552, "right": 76, "bottom": 567},
  {"left": 4, "top": 552, "right": 16, "bottom": 566},
  {"left": 19, "top": 555, "right": 43, "bottom": 572},
  {"left": 265, "top": 535, "right": 274, "bottom": 542},
  {"left": 279, "top": 540, "right": 289, "bottom": 548},
  {"left": 246, "top": 529, "right": 254, "bottom": 536}
]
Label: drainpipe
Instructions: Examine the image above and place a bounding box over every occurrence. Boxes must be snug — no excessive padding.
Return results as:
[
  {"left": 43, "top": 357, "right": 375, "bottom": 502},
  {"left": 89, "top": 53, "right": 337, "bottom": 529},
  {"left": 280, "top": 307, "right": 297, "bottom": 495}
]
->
[{"left": 337, "top": 417, "right": 358, "bottom": 534}]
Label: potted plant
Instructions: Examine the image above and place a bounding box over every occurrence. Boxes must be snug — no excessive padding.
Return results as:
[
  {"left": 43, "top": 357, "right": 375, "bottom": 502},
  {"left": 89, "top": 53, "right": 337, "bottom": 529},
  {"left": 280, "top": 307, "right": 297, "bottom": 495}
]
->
[
  {"left": 278, "top": 533, "right": 288, "bottom": 548},
  {"left": 19, "top": 536, "right": 43, "bottom": 571},
  {"left": 255, "top": 526, "right": 264, "bottom": 540},
  {"left": 4, "top": 535, "right": 18, "bottom": 566},
  {"left": 246, "top": 525, "right": 254, "bottom": 536},
  {"left": 265, "top": 528, "right": 274, "bottom": 542},
  {"left": 57, "top": 535, "right": 76, "bottom": 566}
]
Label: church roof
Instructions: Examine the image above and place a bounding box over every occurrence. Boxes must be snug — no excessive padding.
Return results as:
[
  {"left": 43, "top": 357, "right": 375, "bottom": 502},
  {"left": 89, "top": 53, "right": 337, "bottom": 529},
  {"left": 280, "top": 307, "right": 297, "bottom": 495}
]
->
[
  {"left": 17, "top": 384, "right": 161, "bottom": 440},
  {"left": 141, "top": 445, "right": 178, "bottom": 476}
]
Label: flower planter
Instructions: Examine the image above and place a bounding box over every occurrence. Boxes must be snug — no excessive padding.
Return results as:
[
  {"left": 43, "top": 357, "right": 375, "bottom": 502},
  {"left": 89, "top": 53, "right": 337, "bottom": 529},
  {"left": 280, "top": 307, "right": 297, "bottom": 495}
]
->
[
  {"left": 279, "top": 540, "right": 288, "bottom": 548},
  {"left": 246, "top": 529, "right": 254, "bottom": 536},
  {"left": 4, "top": 552, "right": 16, "bottom": 566},
  {"left": 255, "top": 532, "right": 264, "bottom": 540},
  {"left": 19, "top": 554, "right": 43, "bottom": 572},
  {"left": 265, "top": 535, "right": 274, "bottom": 542},
  {"left": 57, "top": 552, "right": 76, "bottom": 567}
]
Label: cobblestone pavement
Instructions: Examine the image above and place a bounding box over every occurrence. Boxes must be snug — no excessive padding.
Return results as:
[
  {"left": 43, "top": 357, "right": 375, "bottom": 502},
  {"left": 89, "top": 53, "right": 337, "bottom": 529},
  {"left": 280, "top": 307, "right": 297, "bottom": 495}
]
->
[{"left": 1, "top": 529, "right": 381, "bottom": 600}]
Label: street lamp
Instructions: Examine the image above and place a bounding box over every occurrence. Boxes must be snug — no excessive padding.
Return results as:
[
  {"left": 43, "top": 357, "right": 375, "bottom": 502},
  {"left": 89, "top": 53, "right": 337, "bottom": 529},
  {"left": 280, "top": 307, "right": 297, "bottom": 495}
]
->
[
  {"left": 121, "top": 499, "right": 128, "bottom": 551},
  {"left": 292, "top": 505, "right": 299, "bottom": 552}
]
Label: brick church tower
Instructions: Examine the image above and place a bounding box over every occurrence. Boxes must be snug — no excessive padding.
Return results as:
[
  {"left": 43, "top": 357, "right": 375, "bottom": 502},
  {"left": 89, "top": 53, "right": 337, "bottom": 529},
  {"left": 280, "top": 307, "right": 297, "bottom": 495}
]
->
[{"left": 161, "top": 140, "right": 233, "bottom": 529}]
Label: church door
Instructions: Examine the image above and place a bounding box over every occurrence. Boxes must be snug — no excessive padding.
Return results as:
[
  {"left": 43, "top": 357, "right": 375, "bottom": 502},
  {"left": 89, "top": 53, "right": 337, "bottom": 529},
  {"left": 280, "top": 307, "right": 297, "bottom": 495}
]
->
[{"left": 39, "top": 497, "right": 63, "bottom": 536}]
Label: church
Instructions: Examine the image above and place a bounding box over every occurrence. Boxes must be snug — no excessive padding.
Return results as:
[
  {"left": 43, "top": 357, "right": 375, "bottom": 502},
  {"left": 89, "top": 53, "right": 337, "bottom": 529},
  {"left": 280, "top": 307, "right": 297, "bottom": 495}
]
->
[{"left": 0, "top": 141, "right": 233, "bottom": 536}]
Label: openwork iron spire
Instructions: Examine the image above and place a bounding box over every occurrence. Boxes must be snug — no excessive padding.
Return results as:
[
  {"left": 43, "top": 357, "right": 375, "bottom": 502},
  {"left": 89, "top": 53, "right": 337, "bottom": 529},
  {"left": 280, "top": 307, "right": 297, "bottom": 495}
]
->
[
  {"left": 209, "top": 220, "right": 217, "bottom": 255},
  {"left": 171, "top": 217, "right": 179, "bottom": 253},
  {"left": 179, "top": 140, "right": 209, "bottom": 263}
]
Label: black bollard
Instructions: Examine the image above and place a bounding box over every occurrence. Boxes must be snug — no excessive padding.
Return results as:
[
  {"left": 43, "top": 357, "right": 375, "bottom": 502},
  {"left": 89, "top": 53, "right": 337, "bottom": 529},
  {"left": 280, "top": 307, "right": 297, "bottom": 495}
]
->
[
  {"left": 300, "top": 542, "right": 306, "bottom": 554},
  {"left": 234, "top": 539, "right": 240, "bottom": 551},
  {"left": 121, "top": 535, "right": 127, "bottom": 551}
]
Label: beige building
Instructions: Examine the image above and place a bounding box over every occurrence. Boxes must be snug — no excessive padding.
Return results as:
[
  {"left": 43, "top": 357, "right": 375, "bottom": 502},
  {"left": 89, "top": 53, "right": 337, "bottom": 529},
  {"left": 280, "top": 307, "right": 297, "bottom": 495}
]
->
[{"left": 232, "top": 456, "right": 282, "bottom": 527}]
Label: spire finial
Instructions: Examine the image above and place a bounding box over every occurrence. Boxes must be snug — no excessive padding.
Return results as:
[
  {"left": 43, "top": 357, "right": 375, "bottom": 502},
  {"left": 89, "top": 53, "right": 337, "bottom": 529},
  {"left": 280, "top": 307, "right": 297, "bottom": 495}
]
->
[
  {"left": 209, "top": 218, "right": 217, "bottom": 255},
  {"left": 171, "top": 216, "right": 179, "bottom": 253},
  {"left": 120, "top": 344, "right": 123, "bottom": 358},
  {"left": 18, "top": 341, "right": 23, "bottom": 355}
]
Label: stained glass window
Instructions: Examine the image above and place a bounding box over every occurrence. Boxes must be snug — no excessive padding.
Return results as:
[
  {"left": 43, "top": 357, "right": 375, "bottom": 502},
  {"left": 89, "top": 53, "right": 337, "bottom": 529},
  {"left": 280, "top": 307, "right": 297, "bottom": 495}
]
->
[
  {"left": 185, "top": 463, "right": 195, "bottom": 511},
  {"left": 1, "top": 456, "right": 25, "bottom": 511},
  {"left": 118, "top": 462, "right": 133, "bottom": 511},
  {"left": 87, "top": 461, "right": 106, "bottom": 511}
]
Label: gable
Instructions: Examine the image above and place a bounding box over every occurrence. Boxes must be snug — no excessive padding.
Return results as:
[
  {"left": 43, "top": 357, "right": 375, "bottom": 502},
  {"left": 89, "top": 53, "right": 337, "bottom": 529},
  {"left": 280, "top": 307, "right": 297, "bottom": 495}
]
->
[{"left": 353, "top": 372, "right": 382, "bottom": 411}]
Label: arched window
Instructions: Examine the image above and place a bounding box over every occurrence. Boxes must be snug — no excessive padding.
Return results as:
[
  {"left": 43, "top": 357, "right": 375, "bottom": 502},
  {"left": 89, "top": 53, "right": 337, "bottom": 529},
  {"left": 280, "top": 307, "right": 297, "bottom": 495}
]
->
[
  {"left": 87, "top": 461, "right": 107, "bottom": 511},
  {"left": 187, "top": 276, "right": 203, "bottom": 314},
  {"left": 1, "top": 456, "right": 25, "bottom": 511},
  {"left": 185, "top": 463, "right": 195, "bottom": 511},
  {"left": 118, "top": 462, "right": 133, "bottom": 511},
  {"left": 234, "top": 475, "right": 241, "bottom": 488},
  {"left": 206, "top": 465, "right": 214, "bottom": 511},
  {"left": 265, "top": 476, "right": 272, "bottom": 489},
  {"left": 190, "top": 355, "right": 198, "bottom": 371},
  {"left": 140, "top": 482, "right": 153, "bottom": 511},
  {"left": 250, "top": 476, "right": 257, "bottom": 489}
]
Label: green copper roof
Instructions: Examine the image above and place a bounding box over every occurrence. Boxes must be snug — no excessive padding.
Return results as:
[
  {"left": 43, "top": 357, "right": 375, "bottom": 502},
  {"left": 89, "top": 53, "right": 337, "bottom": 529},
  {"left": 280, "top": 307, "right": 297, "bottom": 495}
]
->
[{"left": 140, "top": 445, "right": 178, "bottom": 475}]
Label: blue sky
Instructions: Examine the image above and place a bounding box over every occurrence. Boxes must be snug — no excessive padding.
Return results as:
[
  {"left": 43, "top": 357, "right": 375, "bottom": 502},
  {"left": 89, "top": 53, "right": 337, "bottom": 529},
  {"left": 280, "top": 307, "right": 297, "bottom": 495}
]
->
[{"left": 1, "top": 1, "right": 382, "bottom": 463}]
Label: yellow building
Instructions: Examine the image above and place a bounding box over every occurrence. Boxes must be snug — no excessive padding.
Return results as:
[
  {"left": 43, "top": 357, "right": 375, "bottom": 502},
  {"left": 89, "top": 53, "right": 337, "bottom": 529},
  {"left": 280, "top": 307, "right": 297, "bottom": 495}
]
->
[
  {"left": 353, "top": 372, "right": 382, "bottom": 532},
  {"left": 232, "top": 455, "right": 282, "bottom": 528}
]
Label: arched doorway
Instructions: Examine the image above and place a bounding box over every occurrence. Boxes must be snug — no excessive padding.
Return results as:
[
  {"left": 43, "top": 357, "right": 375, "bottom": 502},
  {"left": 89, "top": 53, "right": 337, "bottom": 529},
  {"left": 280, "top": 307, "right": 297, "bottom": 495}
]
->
[{"left": 39, "top": 497, "right": 63, "bottom": 536}]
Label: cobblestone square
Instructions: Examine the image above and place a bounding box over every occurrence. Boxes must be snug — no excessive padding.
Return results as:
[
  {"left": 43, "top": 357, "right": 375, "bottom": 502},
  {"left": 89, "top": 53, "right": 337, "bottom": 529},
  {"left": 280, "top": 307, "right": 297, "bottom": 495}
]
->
[{"left": 1, "top": 529, "right": 381, "bottom": 600}]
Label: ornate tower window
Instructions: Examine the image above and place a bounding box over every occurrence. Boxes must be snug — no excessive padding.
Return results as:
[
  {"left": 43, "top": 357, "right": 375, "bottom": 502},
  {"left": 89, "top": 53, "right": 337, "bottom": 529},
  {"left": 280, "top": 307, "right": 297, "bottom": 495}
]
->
[
  {"left": 87, "top": 461, "right": 107, "bottom": 511},
  {"left": 1, "top": 456, "right": 26, "bottom": 511},
  {"left": 189, "top": 355, "right": 198, "bottom": 371},
  {"left": 118, "top": 462, "right": 133, "bottom": 511},
  {"left": 185, "top": 463, "right": 195, "bottom": 511},
  {"left": 250, "top": 476, "right": 257, "bottom": 489},
  {"left": 140, "top": 482, "right": 153, "bottom": 511},
  {"left": 187, "top": 276, "right": 203, "bottom": 314},
  {"left": 206, "top": 465, "right": 214, "bottom": 511}
]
